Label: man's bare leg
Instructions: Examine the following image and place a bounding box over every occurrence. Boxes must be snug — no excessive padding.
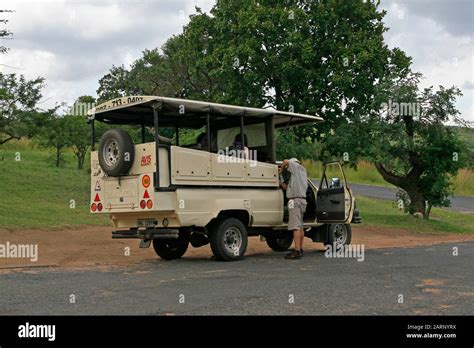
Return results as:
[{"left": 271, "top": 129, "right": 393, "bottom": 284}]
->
[
  {"left": 299, "top": 228, "right": 304, "bottom": 250},
  {"left": 293, "top": 229, "right": 301, "bottom": 250}
]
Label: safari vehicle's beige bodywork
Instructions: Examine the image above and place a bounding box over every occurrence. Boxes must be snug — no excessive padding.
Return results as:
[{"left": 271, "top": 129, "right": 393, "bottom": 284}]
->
[{"left": 88, "top": 96, "right": 360, "bottom": 260}]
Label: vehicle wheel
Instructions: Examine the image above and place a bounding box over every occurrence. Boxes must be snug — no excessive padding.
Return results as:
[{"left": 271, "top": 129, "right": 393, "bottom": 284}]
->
[
  {"left": 266, "top": 231, "right": 293, "bottom": 251},
  {"left": 210, "top": 218, "right": 248, "bottom": 261},
  {"left": 98, "top": 129, "right": 135, "bottom": 176},
  {"left": 324, "top": 224, "right": 352, "bottom": 248},
  {"left": 152, "top": 235, "right": 189, "bottom": 260}
]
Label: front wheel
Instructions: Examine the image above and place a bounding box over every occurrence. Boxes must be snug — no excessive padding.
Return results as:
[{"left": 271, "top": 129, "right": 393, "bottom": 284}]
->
[
  {"left": 324, "top": 224, "right": 352, "bottom": 248},
  {"left": 210, "top": 218, "right": 248, "bottom": 261},
  {"left": 153, "top": 234, "right": 189, "bottom": 260},
  {"left": 266, "top": 231, "right": 294, "bottom": 251}
]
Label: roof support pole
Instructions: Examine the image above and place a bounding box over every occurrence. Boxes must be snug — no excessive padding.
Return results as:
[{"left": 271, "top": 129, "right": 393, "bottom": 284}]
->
[
  {"left": 141, "top": 117, "right": 146, "bottom": 143},
  {"left": 240, "top": 114, "right": 245, "bottom": 150},
  {"left": 152, "top": 105, "right": 160, "bottom": 189},
  {"left": 265, "top": 115, "right": 276, "bottom": 163},
  {"left": 206, "top": 111, "right": 211, "bottom": 152},
  {"left": 175, "top": 125, "right": 179, "bottom": 146},
  {"left": 90, "top": 119, "right": 95, "bottom": 151}
]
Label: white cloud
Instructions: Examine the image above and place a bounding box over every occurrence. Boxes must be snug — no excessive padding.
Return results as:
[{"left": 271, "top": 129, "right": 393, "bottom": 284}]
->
[
  {"left": 0, "top": 0, "right": 472, "bottom": 123},
  {"left": 0, "top": 0, "right": 215, "bottom": 107},
  {"left": 381, "top": 1, "right": 473, "bottom": 122}
]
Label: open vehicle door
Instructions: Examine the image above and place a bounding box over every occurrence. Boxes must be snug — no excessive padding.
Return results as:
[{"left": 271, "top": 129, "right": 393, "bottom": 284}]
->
[{"left": 315, "top": 161, "right": 352, "bottom": 223}]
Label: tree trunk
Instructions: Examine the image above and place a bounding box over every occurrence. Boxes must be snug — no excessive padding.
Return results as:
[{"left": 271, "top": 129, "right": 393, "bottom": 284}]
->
[
  {"left": 375, "top": 162, "right": 427, "bottom": 217},
  {"left": 55, "top": 146, "right": 61, "bottom": 167},
  {"left": 425, "top": 202, "right": 433, "bottom": 219},
  {"left": 77, "top": 152, "right": 85, "bottom": 170},
  {"left": 405, "top": 187, "right": 426, "bottom": 217}
]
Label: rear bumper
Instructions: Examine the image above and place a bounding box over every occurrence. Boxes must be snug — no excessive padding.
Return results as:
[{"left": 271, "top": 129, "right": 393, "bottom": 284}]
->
[
  {"left": 351, "top": 210, "right": 362, "bottom": 224},
  {"left": 112, "top": 228, "right": 179, "bottom": 240}
]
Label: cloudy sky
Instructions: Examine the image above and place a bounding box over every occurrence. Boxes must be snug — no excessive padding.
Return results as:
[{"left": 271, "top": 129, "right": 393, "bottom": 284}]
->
[{"left": 0, "top": 0, "right": 473, "bottom": 122}]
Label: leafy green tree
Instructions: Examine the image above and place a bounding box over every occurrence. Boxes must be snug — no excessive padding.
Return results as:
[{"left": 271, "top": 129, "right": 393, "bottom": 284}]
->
[
  {"left": 36, "top": 111, "right": 69, "bottom": 167},
  {"left": 94, "top": 0, "right": 467, "bottom": 218},
  {"left": 325, "top": 58, "right": 465, "bottom": 219},
  {"left": 0, "top": 9, "right": 13, "bottom": 54},
  {"left": 0, "top": 73, "right": 45, "bottom": 145},
  {"left": 63, "top": 115, "right": 89, "bottom": 169}
]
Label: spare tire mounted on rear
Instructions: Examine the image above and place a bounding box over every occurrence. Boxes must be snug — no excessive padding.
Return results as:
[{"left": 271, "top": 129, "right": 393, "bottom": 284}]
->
[{"left": 98, "top": 129, "right": 135, "bottom": 176}]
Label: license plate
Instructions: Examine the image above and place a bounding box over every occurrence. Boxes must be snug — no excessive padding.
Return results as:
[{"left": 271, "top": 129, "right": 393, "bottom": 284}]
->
[{"left": 137, "top": 219, "right": 157, "bottom": 227}]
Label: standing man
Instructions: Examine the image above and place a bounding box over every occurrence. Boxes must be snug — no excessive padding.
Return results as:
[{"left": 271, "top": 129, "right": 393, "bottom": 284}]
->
[{"left": 279, "top": 158, "right": 308, "bottom": 259}]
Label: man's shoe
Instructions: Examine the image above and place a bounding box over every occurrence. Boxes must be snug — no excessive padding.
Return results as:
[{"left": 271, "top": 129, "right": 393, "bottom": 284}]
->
[{"left": 284, "top": 249, "right": 302, "bottom": 259}]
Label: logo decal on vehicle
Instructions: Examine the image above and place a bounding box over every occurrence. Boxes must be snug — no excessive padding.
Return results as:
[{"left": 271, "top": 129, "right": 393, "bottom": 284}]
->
[{"left": 141, "top": 155, "right": 152, "bottom": 166}]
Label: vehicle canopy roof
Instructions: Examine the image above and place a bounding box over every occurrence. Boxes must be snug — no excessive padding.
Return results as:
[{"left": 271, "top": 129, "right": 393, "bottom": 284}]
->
[{"left": 87, "top": 96, "right": 324, "bottom": 129}]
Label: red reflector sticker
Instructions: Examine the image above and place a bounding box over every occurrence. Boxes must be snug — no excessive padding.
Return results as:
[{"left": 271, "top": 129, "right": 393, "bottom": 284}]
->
[
  {"left": 94, "top": 193, "right": 101, "bottom": 202},
  {"left": 143, "top": 190, "right": 150, "bottom": 199},
  {"left": 140, "top": 200, "right": 146, "bottom": 209}
]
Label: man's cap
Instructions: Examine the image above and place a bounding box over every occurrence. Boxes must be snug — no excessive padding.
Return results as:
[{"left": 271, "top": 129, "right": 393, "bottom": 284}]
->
[{"left": 289, "top": 158, "right": 300, "bottom": 164}]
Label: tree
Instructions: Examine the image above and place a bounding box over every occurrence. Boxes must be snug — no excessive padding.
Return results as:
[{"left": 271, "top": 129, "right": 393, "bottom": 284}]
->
[
  {"left": 0, "top": 73, "right": 45, "bottom": 145},
  {"left": 36, "top": 111, "right": 69, "bottom": 167},
  {"left": 63, "top": 115, "right": 89, "bottom": 169},
  {"left": 64, "top": 96, "right": 96, "bottom": 169},
  {"left": 97, "top": 0, "right": 397, "bottom": 141},
  {"left": 94, "top": 0, "right": 466, "bottom": 218},
  {"left": 324, "top": 54, "right": 466, "bottom": 219},
  {"left": 0, "top": 9, "right": 13, "bottom": 54}
]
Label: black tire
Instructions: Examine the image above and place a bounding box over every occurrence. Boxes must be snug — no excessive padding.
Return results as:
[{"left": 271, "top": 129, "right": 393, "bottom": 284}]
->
[
  {"left": 266, "top": 231, "right": 293, "bottom": 251},
  {"left": 98, "top": 129, "right": 135, "bottom": 176},
  {"left": 324, "top": 224, "right": 352, "bottom": 248},
  {"left": 152, "top": 235, "right": 189, "bottom": 260},
  {"left": 210, "top": 218, "right": 248, "bottom": 261}
]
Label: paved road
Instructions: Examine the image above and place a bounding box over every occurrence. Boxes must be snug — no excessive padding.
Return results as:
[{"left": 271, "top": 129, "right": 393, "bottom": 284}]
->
[
  {"left": 311, "top": 180, "right": 474, "bottom": 213},
  {"left": 1, "top": 242, "right": 473, "bottom": 315}
]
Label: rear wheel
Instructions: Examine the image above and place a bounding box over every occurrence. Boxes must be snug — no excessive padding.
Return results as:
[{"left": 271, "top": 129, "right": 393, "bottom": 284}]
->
[
  {"left": 266, "top": 231, "right": 293, "bottom": 251},
  {"left": 324, "top": 223, "right": 352, "bottom": 248},
  {"left": 210, "top": 218, "right": 248, "bottom": 261},
  {"left": 152, "top": 234, "right": 189, "bottom": 260}
]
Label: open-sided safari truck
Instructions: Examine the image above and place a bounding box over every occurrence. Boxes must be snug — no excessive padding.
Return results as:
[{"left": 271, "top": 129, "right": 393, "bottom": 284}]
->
[{"left": 87, "top": 96, "right": 361, "bottom": 261}]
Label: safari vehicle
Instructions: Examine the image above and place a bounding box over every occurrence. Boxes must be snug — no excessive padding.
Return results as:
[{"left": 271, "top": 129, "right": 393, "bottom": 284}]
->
[{"left": 87, "top": 96, "right": 361, "bottom": 261}]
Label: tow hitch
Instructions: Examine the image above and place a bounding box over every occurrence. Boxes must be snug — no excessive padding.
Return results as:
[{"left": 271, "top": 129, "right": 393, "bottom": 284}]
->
[{"left": 112, "top": 228, "right": 179, "bottom": 248}]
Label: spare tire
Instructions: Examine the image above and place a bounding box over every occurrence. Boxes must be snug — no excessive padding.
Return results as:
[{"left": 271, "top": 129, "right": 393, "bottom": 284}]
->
[{"left": 98, "top": 129, "right": 135, "bottom": 176}]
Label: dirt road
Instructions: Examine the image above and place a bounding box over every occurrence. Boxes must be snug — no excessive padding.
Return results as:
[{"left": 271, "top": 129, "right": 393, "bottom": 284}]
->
[{"left": 1, "top": 225, "right": 474, "bottom": 269}]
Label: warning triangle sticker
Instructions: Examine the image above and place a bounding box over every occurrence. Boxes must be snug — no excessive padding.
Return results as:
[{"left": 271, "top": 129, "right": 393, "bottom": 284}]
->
[
  {"left": 95, "top": 181, "right": 101, "bottom": 191},
  {"left": 94, "top": 193, "right": 101, "bottom": 202},
  {"left": 143, "top": 190, "right": 150, "bottom": 199}
]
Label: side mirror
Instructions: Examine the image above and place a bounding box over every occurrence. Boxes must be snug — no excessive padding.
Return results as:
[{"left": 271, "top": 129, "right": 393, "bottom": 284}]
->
[{"left": 331, "top": 177, "right": 341, "bottom": 188}]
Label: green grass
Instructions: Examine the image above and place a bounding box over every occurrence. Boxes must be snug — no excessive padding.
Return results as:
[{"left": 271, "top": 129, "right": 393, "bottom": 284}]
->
[
  {"left": 0, "top": 143, "right": 473, "bottom": 233},
  {"left": 304, "top": 159, "right": 474, "bottom": 196},
  {"left": 357, "top": 196, "right": 474, "bottom": 234},
  {"left": 0, "top": 145, "right": 109, "bottom": 229}
]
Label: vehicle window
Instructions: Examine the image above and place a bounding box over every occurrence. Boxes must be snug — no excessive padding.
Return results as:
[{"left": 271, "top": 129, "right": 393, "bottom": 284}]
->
[
  {"left": 217, "top": 123, "right": 266, "bottom": 150},
  {"left": 176, "top": 127, "right": 205, "bottom": 147},
  {"left": 320, "top": 163, "right": 346, "bottom": 189}
]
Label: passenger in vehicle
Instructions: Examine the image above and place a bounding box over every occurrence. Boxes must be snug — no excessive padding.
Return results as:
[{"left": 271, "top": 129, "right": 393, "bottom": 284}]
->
[
  {"left": 232, "top": 133, "right": 249, "bottom": 159},
  {"left": 196, "top": 132, "right": 209, "bottom": 150}
]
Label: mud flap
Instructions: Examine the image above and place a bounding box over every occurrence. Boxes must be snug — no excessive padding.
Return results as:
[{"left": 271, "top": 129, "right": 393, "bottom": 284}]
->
[
  {"left": 305, "top": 225, "right": 327, "bottom": 243},
  {"left": 139, "top": 239, "right": 152, "bottom": 248}
]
